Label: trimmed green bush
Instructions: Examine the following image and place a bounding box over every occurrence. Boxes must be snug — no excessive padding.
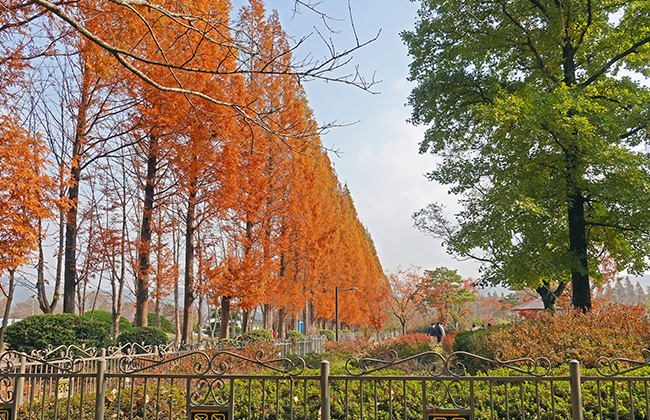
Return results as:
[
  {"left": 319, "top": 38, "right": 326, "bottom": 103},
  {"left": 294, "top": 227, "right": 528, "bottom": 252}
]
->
[
  {"left": 452, "top": 328, "right": 496, "bottom": 374},
  {"left": 286, "top": 330, "right": 305, "bottom": 342},
  {"left": 82, "top": 310, "right": 131, "bottom": 333},
  {"left": 242, "top": 329, "right": 273, "bottom": 342},
  {"left": 319, "top": 329, "right": 334, "bottom": 340},
  {"left": 117, "top": 326, "right": 168, "bottom": 348},
  {"left": 147, "top": 313, "right": 175, "bottom": 333},
  {"left": 4, "top": 314, "right": 112, "bottom": 352}
]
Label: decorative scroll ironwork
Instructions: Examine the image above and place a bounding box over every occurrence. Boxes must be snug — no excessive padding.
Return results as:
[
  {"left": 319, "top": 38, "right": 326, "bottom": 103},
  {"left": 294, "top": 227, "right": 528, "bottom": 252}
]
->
[
  {"left": 32, "top": 344, "right": 98, "bottom": 359},
  {"left": 346, "top": 350, "right": 448, "bottom": 376},
  {"left": 346, "top": 349, "right": 551, "bottom": 377},
  {"left": 0, "top": 377, "right": 14, "bottom": 403},
  {"left": 425, "top": 378, "right": 471, "bottom": 410},
  {"left": 0, "top": 352, "right": 18, "bottom": 374},
  {"left": 0, "top": 346, "right": 89, "bottom": 374},
  {"left": 118, "top": 349, "right": 306, "bottom": 376},
  {"left": 596, "top": 348, "right": 650, "bottom": 376},
  {"left": 190, "top": 377, "right": 230, "bottom": 405}
]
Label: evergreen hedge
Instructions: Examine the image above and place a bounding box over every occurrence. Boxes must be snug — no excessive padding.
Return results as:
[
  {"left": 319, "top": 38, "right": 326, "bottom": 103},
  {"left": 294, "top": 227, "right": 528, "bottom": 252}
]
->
[
  {"left": 4, "top": 314, "right": 112, "bottom": 352},
  {"left": 117, "top": 326, "right": 168, "bottom": 348},
  {"left": 82, "top": 310, "right": 132, "bottom": 333}
]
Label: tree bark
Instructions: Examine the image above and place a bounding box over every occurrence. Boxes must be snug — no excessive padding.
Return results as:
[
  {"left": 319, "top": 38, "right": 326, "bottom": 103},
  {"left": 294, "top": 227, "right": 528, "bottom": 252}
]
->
[
  {"left": 568, "top": 191, "right": 591, "bottom": 311},
  {"left": 135, "top": 135, "right": 157, "bottom": 327},
  {"left": 263, "top": 304, "right": 272, "bottom": 331},
  {"left": 181, "top": 179, "right": 197, "bottom": 343},
  {"left": 536, "top": 281, "right": 568, "bottom": 311},
  {"left": 36, "top": 218, "right": 60, "bottom": 313},
  {"left": 196, "top": 296, "right": 203, "bottom": 343},
  {"left": 63, "top": 83, "right": 89, "bottom": 314},
  {"left": 219, "top": 296, "right": 231, "bottom": 339},
  {"left": 242, "top": 309, "right": 250, "bottom": 334},
  {"left": 111, "top": 160, "right": 128, "bottom": 339},
  {"left": 563, "top": 41, "right": 591, "bottom": 312},
  {"left": 0, "top": 270, "right": 16, "bottom": 350},
  {"left": 172, "top": 227, "right": 181, "bottom": 342},
  {"left": 277, "top": 307, "right": 286, "bottom": 339}
]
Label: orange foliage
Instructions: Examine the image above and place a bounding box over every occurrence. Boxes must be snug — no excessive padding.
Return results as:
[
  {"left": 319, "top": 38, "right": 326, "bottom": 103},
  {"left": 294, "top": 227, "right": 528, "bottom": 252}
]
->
[
  {"left": 0, "top": 0, "right": 386, "bottom": 337},
  {"left": 489, "top": 303, "right": 650, "bottom": 367},
  {"left": 0, "top": 116, "right": 55, "bottom": 274}
]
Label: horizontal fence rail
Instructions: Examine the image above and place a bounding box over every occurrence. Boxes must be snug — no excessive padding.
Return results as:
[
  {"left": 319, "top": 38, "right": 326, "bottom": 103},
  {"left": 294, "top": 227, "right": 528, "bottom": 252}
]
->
[{"left": 1, "top": 344, "right": 650, "bottom": 420}]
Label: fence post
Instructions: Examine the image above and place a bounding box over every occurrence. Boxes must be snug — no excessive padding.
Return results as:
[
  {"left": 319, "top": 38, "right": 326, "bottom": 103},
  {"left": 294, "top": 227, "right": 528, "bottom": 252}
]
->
[
  {"left": 12, "top": 354, "right": 26, "bottom": 418},
  {"left": 320, "top": 360, "right": 330, "bottom": 420},
  {"left": 569, "top": 359, "right": 583, "bottom": 420},
  {"left": 95, "top": 348, "right": 107, "bottom": 420}
]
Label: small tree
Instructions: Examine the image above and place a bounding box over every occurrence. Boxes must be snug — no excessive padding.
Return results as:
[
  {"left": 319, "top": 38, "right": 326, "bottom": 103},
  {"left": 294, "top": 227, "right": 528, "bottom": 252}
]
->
[
  {"left": 420, "top": 267, "right": 478, "bottom": 330},
  {"left": 386, "top": 265, "right": 425, "bottom": 335}
]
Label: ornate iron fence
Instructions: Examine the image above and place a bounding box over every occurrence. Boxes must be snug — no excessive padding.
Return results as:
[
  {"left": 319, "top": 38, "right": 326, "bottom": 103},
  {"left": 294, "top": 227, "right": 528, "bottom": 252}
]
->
[{"left": 1, "top": 345, "right": 650, "bottom": 419}]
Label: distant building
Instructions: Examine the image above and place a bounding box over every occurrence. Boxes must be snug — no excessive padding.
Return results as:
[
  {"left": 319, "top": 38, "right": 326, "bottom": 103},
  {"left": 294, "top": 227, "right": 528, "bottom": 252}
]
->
[{"left": 510, "top": 298, "right": 545, "bottom": 314}]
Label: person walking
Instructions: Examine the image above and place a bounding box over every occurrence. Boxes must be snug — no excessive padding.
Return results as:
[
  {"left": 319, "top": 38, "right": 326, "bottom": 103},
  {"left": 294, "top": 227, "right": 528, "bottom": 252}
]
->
[
  {"left": 427, "top": 322, "right": 437, "bottom": 344},
  {"left": 435, "top": 322, "right": 446, "bottom": 343}
]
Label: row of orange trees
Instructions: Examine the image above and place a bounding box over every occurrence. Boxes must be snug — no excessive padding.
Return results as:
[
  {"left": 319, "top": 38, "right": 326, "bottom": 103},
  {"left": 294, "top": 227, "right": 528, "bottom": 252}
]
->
[{"left": 0, "top": 0, "right": 387, "bottom": 343}]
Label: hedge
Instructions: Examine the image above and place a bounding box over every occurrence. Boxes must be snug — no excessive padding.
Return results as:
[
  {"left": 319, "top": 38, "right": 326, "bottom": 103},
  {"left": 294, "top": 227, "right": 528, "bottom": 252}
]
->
[{"left": 4, "top": 314, "right": 112, "bottom": 352}]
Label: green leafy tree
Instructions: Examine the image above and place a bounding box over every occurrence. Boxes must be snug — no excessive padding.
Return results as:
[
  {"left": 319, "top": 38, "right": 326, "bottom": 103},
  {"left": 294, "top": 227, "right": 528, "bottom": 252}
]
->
[{"left": 405, "top": 0, "right": 650, "bottom": 311}]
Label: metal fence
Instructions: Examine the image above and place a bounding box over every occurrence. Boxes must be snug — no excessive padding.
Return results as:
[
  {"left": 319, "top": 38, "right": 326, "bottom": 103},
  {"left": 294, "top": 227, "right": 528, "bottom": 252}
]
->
[{"left": 1, "top": 344, "right": 650, "bottom": 420}]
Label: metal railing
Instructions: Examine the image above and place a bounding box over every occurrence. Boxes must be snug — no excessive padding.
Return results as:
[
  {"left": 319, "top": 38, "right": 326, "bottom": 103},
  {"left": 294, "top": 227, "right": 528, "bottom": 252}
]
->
[
  {"left": 1, "top": 345, "right": 650, "bottom": 419},
  {"left": 184, "top": 335, "right": 328, "bottom": 357}
]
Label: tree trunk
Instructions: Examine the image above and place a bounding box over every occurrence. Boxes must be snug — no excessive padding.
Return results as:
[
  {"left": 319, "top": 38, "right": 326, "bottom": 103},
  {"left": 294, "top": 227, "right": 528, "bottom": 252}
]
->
[
  {"left": 219, "top": 296, "right": 231, "bottom": 339},
  {"left": 197, "top": 296, "right": 203, "bottom": 343},
  {"left": 309, "top": 302, "right": 317, "bottom": 334},
  {"left": 208, "top": 304, "right": 217, "bottom": 340},
  {"left": 567, "top": 191, "right": 591, "bottom": 311},
  {"left": 263, "top": 304, "right": 272, "bottom": 331},
  {"left": 289, "top": 315, "right": 296, "bottom": 332},
  {"left": 536, "top": 281, "right": 568, "bottom": 311},
  {"left": 36, "top": 219, "right": 59, "bottom": 313},
  {"left": 173, "top": 228, "right": 181, "bottom": 343},
  {"left": 242, "top": 309, "right": 250, "bottom": 334},
  {"left": 277, "top": 308, "right": 286, "bottom": 339},
  {"left": 135, "top": 135, "right": 157, "bottom": 327},
  {"left": 231, "top": 308, "right": 237, "bottom": 338},
  {"left": 181, "top": 179, "right": 197, "bottom": 343},
  {"left": 111, "top": 162, "right": 128, "bottom": 339},
  {"left": 562, "top": 42, "right": 591, "bottom": 312},
  {"left": 63, "top": 63, "right": 91, "bottom": 314},
  {"left": 0, "top": 270, "right": 16, "bottom": 350}
]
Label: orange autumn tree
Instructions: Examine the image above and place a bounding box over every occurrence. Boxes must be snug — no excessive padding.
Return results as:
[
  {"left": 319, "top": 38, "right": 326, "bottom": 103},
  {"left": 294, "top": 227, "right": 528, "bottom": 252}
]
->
[
  {"left": 0, "top": 117, "right": 55, "bottom": 273},
  {"left": 386, "top": 265, "right": 426, "bottom": 335},
  {"left": 0, "top": 117, "right": 55, "bottom": 347},
  {"left": 0, "top": 0, "right": 386, "bottom": 342},
  {"left": 281, "top": 141, "right": 386, "bottom": 334},
  {"left": 204, "top": 0, "right": 321, "bottom": 338}
]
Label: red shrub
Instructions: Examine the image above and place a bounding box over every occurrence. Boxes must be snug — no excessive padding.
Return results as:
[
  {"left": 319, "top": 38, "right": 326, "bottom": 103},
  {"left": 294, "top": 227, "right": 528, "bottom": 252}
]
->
[
  {"left": 441, "top": 330, "right": 458, "bottom": 354},
  {"left": 488, "top": 303, "right": 650, "bottom": 367}
]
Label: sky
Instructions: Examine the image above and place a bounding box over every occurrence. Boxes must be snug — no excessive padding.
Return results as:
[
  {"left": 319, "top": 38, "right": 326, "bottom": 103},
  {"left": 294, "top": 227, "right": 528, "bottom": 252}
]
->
[{"left": 262, "top": 0, "right": 482, "bottom": 279}]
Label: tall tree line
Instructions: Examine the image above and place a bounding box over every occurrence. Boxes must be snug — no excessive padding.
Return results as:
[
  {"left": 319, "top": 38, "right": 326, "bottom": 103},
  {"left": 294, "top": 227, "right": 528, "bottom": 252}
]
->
[{"left": 0, "top": 0, "right": 387, "bottom": 342}]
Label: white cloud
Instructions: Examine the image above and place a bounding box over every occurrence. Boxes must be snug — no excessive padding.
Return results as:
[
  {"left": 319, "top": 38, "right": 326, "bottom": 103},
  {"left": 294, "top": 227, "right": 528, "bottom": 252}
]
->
[{"left": 327, "top": 96, "right": 480, "bottom": 277}]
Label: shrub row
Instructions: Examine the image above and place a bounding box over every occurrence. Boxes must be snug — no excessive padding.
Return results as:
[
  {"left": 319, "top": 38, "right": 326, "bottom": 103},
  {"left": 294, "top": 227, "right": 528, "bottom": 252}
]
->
[
  {"left": 453, "top": 302, "right": 650, "bottom": 373},
  {"left": 5, "top": 314, "right": 169, "bottom": 352},
  {"left": 81, "top": 310, "right": 174, "bottom": 333}
]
